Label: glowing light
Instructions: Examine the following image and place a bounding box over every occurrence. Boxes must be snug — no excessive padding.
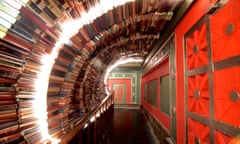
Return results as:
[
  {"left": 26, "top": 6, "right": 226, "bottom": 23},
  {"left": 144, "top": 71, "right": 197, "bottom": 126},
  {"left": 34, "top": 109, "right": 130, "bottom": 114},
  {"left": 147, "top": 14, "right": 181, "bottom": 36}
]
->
[
  {"left": 84, "top": 123, "right": 88, "bottom": 129},
  {"left": 0, "top": 10, "right": 16, "bottom": 24},
  {"left": 47, "top": 136, "right": 61, "bottom": 144},
  {"left": 0, "top": 31, "right": 6, "bottom": 38},
  {"left": 0, "top": 17, "right": 12, "bottom": 29},
  {"left": 0, "top": 0, "right": 25, "bottom": 38},
  {"left": 33, "top": 0, "right": 136, "bottom": 143},
  {"left": 90, "top": 116, "right": 95, "bottom": 122},
  {"left": 3, "top": 0, "right": 22, "bottom": 10},
  {"left": 1, "top": 2, "right": 20, "bottom": 16},
  {"left": 96, "top": 112, "right": 100, "bottom": 118},
  {"left": 104, "top": 57, "right": 143, "bottom": 95},
  {"left": 34, "top": 54, "right": 57, "bottom": 143}
]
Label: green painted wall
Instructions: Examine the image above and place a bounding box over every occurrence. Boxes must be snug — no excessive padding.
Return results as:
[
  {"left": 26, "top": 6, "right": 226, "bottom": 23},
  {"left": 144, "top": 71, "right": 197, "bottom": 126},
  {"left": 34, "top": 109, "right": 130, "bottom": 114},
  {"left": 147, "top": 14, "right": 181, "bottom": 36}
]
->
[{"left": 108, "top": 67, "right": 141, "bottom": 103}]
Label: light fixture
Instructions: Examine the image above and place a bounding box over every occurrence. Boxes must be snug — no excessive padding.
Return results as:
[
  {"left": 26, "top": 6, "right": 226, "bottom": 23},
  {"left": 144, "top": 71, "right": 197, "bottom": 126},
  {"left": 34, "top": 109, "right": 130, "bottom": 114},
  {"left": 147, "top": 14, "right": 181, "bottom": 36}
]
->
[
  {"left": 96, "top": 112, "right": 100, "bottom": 118},
  {"left": 32, "top": 0, "right": 137, "bottom": 143},
  {"left": 84, "top": 123, "right": 88, "bottom": 129},
  {"left": 90, "top": 116, "right": 96, "bottom": 123}
]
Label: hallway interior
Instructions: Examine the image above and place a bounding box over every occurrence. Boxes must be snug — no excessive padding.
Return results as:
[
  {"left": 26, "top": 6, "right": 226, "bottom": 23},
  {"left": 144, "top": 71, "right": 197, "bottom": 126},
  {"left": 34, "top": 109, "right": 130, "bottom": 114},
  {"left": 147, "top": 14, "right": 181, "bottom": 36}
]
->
[
  {"left": 0, "top": 0, "right": 240, "bottom": 143},
  {"left": 102, "top": 108, "right": 159, "bottom": 144}
]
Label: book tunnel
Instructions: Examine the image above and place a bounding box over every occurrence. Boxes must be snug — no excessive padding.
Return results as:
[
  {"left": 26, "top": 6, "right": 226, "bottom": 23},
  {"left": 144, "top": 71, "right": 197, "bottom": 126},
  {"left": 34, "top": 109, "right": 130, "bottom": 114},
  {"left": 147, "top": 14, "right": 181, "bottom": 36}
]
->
[{"left": 0, "top": 0, "right": 240, "bottom": 143}]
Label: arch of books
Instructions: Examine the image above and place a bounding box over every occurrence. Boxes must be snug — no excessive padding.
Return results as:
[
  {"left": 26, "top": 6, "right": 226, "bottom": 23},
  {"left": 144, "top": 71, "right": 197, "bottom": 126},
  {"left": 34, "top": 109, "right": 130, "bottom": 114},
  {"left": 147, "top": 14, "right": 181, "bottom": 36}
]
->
[{"left": 0, "top": 0, "right": 181, "bottom": 143}]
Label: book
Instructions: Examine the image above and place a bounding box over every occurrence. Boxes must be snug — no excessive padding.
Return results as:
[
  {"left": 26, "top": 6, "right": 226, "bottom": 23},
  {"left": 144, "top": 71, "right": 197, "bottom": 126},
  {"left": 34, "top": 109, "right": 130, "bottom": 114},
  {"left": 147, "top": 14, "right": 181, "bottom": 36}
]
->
[
  {"left": 79, "top": 27, "right": 90, "bottom": 42},
  {"left": 46, "top": 0, "right": 64, "bottom": 19},
  {"left": 0, "top": 100, "right": 16, "bottom": 105},
  {"left": 4, "top": 32, "right": 33, "bottom": 52},
  {"left": 26, "top": 1, "right": 56, "bottom": 26},
  {"left": 19, "top": 119, "right": 37, "bottom": 129},
  {"left": 59, "top": 97, "right": 71, "bottom": 106},
  {"left": 0, "top": 117, "right": 17, "bottom": 125},
  {"left": 56, "top": 56, "right": 72, "bottom": 66},
  {"left": 20, "top": 7, "right": 48, "bottom": 31},
  {"left": 21, "top": 125, "right": 39, "bottom": 135},
  {"left": 49, "top": 125, "right": 62, "bottom": 138},
  {"left": 0, "top": 121, "right": 18, "bottom": 135},
  {"left": 12, "top": 18, "right": 38, "bottom": 43},
  {"left": 51, "top": 69, "right": 67, "bottom": 78},
  {"left": 0, "top": 132, "right": 22, "bottom": 144},
  {"left": 74, "top": 2, "right": 86, "bottom": 17},
  {"left": 18, "top": 100, "right": 35, "bottom": 108},
  {"left": 23, "top": 130, "right": 43, "bottom": 144},
  {"left": 0, "top": 53, "right": 25, "bottom": 67},
  {"left": 0, "top": 2, "right": 18, "bottom": 19},
  {"left": 0, "top": 110, "right": 17, "bottom": 119},
  {"left": 55, "top": 0, "right": 71, "bottom": 11},
  {"left": 0, "top": 41, "right": 28, "bottom": 60}
]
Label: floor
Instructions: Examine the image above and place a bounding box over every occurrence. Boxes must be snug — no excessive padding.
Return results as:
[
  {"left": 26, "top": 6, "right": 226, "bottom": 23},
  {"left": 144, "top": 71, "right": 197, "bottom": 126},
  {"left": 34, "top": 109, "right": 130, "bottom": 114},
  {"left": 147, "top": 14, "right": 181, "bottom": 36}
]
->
[{"left": 103, "top": 108, "right": 159, "bottom": 144}]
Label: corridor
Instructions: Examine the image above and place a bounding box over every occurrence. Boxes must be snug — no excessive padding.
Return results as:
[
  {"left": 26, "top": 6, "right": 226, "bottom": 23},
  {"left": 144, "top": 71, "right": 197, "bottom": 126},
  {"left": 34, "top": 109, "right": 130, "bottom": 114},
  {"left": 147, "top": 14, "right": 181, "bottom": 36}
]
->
[
  {"left": 0, "top": 0, "right": 240, "bottom": 143},
  {"left": 103, "top": 108, "right": 159, "bottom": 144}
]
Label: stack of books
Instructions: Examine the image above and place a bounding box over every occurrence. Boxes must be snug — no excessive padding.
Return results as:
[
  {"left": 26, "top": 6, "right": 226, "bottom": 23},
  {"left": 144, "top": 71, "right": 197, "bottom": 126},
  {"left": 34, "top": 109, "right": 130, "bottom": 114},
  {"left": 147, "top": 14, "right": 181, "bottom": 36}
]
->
[
  {"left": 0, "top": 39, "right": 25, "bottom": 143},
  {"left": 0, "top": 0, "right": 182, "bottom": 142}
]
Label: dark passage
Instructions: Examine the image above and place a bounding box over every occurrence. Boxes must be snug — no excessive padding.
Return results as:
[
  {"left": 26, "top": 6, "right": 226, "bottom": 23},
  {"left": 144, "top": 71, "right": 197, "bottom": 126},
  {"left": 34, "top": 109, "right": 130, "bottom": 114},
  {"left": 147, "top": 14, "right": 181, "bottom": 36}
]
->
[{"left": 103, "top": 108, "right": 159, "bottom": 144}]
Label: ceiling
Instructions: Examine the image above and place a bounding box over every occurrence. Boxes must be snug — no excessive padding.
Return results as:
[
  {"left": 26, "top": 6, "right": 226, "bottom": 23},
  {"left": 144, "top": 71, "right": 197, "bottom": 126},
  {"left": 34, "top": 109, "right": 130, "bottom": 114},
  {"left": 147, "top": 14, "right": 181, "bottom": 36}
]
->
[
  {"left": 60, "top": 0, "right": 185, "bottom": 76},
  {"left": 0, "top": 0, "right": 191, "bottom": 106},
  {"left": 42, "top": 0, "right": 187, "bottom": 102},
  {"left": 41, "top": 0, "right": 187, "bottom": 111},
  {"left": 118, "top": 62, "right": 142, "bottom": 68},
  {"left": 66, "top": 0, "right": 184, "bottom": 86}
]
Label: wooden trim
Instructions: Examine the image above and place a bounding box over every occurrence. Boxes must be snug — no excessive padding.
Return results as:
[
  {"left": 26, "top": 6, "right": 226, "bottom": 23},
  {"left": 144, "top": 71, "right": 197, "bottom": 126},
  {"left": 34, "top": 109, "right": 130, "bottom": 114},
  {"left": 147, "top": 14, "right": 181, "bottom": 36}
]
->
[
  {"left": 114, "top": 103, "right": 140, "bottom": 109},
  {"left": 187, "top": 112, "right": 240, "bottom": 138},
  {"left": 141, "top": 0, "right": 195, "bottom": 71},
  {"left": 187, "top": 66, "right": 208, "bottom": 76},
  {"left": 214, "top": 55, "right": 240, "bottom": 70},
  {"left": 60, "top": 93, "right": 113, "bottom": 144}
]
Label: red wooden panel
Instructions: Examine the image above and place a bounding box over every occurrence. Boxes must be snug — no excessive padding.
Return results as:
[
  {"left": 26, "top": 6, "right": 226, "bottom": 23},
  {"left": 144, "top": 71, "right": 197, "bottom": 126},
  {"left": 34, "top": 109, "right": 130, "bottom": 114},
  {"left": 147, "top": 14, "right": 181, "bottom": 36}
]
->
[
  {"left": 188, "top": 73, "right": 209, "bottom": 117},
  {"left": 186, "top": 23, "right": 208, "bottom": 70},
  {"left": 210, "top": 0, "right": 240, "bottom": 62},
  {"left": 188, "top": 118, "right": 210, "bottom": 143},
  {"left": 215, "top": 131, "right": 232, "bottom": 144},
  {"left": 214, "top": 66, "right": 240, "bottom": 127},
  {"left": 108, "top": 79, "right": 131, "bottom": 104},
  {"left": 141, "top": 58, "right": 170, "bottom": 131},
  {"left": 113, "top": 84, "right": 125, "bottom": 102},
  {"left": 230, "top": 135, "right": 240, "bottom": 144},
  {"left": 175, "top": 0, "right": 212, "bottom": 142}
]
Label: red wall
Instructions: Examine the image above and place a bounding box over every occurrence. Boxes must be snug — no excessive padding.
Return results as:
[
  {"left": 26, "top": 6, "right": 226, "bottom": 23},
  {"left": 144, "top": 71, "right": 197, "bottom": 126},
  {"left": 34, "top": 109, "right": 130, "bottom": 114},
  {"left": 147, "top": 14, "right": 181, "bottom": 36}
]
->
[
  {"left": 108, "top": 79, "right": 132, "bottom": 103},
  {"left": 175, "top": 1, "right": 212, "bottom": 143},
  {"left": 141, "top": 58, "right": 170, "bottom": 130}
]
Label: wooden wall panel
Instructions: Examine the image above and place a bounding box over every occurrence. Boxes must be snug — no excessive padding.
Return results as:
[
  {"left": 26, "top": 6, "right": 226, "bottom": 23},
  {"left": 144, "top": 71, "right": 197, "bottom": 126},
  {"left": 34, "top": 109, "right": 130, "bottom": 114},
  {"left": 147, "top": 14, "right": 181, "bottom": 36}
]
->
[
  {"left": 108, "top": 79, "right": 131, "bottom": 104},
  {"left": 175, "top": 1, "right": 212, "bottom": 143},
  {"left": 176, "top": 0, "right": 240, "bottom": 143},
  {"left": 141, "top": 58, "right": 170, "bottom": 131}
]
